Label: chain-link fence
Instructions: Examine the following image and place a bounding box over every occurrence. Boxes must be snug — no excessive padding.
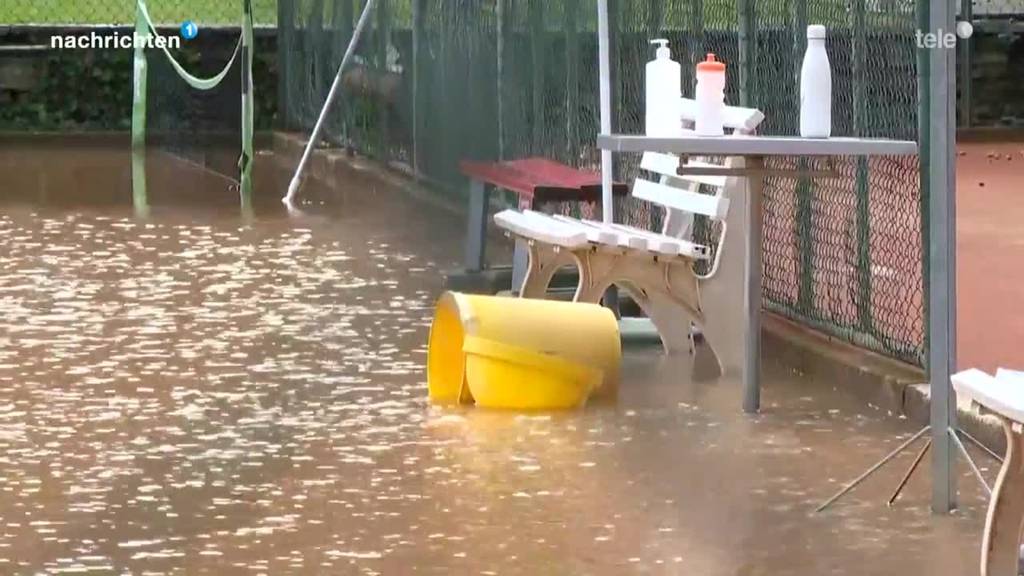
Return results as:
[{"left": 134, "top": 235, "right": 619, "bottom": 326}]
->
[
  {"left": 1, "top": 0, "right": 277, "bottom": 25},
  {"left": 959, "top": 0, "right": 1024, "bottom": 127},
  {"left": 279, "top": 0, "right": 929, "bottom": 366}
]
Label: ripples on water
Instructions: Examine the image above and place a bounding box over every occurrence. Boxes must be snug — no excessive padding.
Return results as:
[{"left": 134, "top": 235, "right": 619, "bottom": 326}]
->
[{"left": 0, "top": 169, "right": 988, "bottom": 575}]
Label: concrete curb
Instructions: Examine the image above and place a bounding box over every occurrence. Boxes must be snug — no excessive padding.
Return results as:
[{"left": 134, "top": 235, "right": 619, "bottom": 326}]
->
[{"left": 764, "top": 313, "right": 1006, "bottom": 454}]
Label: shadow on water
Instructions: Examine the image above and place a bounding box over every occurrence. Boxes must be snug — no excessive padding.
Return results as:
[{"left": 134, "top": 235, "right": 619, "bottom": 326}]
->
[{"left": 0, "top": 138, "right": 993, "bottom": 575}]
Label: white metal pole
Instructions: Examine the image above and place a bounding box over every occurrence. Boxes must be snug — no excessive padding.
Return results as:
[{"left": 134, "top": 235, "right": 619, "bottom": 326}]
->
[
  {"left": 284, "top": 0, "right": 377, "bottom": 206},
  {"left": 597, "top": 0, "right": 613, "bottom": 224},
  {"left": 929, "top": 0, "right": 958, "bottom": 514}
]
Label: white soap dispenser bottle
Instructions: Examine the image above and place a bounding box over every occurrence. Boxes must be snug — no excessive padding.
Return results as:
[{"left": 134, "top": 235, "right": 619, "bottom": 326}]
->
[
  {"left": 645, "top": 39, "right": 682, "bottom": 137},
  {"left": 800, "top": 24, "right": 832, "bottom": 138}
]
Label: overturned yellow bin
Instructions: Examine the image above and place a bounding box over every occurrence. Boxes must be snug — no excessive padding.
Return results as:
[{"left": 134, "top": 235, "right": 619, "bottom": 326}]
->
[{"left": 427, "top": 292, "right": 621, "bottom": 409}]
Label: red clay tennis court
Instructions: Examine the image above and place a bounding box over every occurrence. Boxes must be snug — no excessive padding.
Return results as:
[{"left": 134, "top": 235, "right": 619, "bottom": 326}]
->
[{"left": 957, "top": 140, "right": 1024, "bottom": 373}]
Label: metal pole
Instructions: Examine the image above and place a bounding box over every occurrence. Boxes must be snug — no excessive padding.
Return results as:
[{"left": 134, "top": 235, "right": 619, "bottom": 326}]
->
[
  {"left": 284, "top": 0, "right": 377, "bottom": 205},
  {"left": 598, "top": 0, "right": 613, "bottom": 224},
  {"left": 928, "top": 0, "right": 958, "bottom": 515}
]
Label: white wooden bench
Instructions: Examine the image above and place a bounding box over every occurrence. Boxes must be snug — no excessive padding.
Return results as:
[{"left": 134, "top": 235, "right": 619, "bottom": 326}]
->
[
  {"left": 494, "top": 99, "right": 765, "bottom": 377},
  {"left": 951, "top": 368, "right": 1024, "bottom": 576}
]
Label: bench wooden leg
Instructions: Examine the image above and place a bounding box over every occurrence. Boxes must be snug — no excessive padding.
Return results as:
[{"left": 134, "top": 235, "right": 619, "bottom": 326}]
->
[
  {"left": 981, "top": 420, "right": 1024, "bottom": 576},
  {"left": 574, "top": 250, "right": 702, "bottom": 355},
  {"left": 519, "top": 243, "right": 577, "bottom": 299},
  {"left": 464, "top": 179, "right": 490, "bottom": 272}
]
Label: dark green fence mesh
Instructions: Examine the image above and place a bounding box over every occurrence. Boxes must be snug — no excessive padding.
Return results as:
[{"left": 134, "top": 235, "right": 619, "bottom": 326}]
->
[{"left": 279, "top": 0, "right": 928, "bottom": 366}]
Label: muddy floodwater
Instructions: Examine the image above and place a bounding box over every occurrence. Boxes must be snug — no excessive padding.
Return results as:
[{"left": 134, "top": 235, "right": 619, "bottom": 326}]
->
[{"left": 0, "top": 141, "right": 993, "bottom": 575}]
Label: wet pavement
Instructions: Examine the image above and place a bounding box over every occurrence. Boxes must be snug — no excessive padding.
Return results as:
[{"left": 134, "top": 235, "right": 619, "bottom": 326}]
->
[{"left": 0, "top": 141, "right": 994, "bottom": 575}]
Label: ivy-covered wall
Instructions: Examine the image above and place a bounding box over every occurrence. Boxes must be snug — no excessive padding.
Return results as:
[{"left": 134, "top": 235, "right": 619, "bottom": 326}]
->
[{"left": 0, "top": 28, "right": 278, "bottom": 131}]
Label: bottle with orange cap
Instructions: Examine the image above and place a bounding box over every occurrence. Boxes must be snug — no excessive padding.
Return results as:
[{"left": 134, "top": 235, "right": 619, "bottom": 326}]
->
[{"left": 695, "top": 53, "right": 726, "bottom": 137}]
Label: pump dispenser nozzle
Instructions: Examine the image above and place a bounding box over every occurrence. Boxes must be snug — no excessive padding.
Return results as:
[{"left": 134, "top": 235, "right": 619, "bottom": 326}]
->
[{"left": 650, "top": 38, "right": 670, "bottom": 59}]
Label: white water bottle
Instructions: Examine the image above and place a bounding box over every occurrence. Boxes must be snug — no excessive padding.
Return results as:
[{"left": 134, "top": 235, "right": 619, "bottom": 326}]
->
[
  {"left": 800, "top": 25, "right": 832, "bottom": 138},
  {"left": 695, "top": 53, "right": 726, "bottom": 136},
  {"left": 645, "top": 39, "right": 682, "bottom": 137}
]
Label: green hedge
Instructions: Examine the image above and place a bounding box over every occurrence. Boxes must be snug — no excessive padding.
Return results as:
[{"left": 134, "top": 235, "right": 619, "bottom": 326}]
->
[{"left": 0, "top": 32, "right": 278, "bottom": 131}]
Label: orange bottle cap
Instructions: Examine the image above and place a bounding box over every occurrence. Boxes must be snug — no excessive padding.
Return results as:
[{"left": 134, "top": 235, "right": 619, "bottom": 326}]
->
[{"left": 696, "top": 53, "right": 726, "bottom": 73}]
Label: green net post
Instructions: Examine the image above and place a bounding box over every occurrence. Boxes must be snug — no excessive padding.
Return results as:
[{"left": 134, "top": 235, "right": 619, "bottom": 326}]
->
[
  {"left": 240, "top": 0, "right": 255, "bottom": 210},
  {"left": 131, "top": 0, "right": 151, "bottom": 214}
]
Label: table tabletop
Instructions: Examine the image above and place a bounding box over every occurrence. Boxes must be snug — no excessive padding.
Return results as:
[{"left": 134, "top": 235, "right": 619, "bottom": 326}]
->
[{"left": 597, "top": 134, "right": 918, "bottom": 157}]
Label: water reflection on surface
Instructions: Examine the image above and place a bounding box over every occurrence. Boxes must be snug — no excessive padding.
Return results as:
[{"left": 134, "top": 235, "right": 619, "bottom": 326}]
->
[{"left": 0, "top": 146, "right": 990, "bottom": 575}]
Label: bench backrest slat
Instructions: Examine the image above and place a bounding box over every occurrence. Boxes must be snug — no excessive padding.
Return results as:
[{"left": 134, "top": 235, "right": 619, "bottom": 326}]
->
[{"left": 632, "top": 179, "right": 730, "bottom": 220}]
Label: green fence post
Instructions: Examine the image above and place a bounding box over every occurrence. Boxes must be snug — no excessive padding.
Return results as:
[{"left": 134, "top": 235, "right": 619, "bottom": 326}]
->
[
  {"left": 608, "top": 0, "right": 621, "bottom": 178},
  {"left": 564, "top": 0, "right": 580, "bottom": 163},
  {"left": 737, "top": 0, "right": 755, "bottom": 107},
  {"left": 339, "top": 0, "right": 355, "bottom": 143},
  {"left": 852, "top": 0, "right": 872, "bottom": 332},
  {"left": 376, "top": 0, "right": 391, "bottom": 160},
  {"left": 958, "top": 0, "right": 972, "bottom": 127},
  {"left": 645, "top": 0, "right": 662, "bottom": 36},
  {"left": 278, "top": 0, "right": 294, "bottom": 129},
  {"left": 686, "top": 0, "right": 704, "bottom": 89},
  {"left": 793, "top": 0, "right": 814, "bottom": 314},
  {"left": 412, "top": 0, "right": 426, "bottom": 175},
  {"left": 496, "top": 0, "right": 508, "bottom": 160},
  {"left": 529, "top": 0, "right": 544, "bottom": 152}
]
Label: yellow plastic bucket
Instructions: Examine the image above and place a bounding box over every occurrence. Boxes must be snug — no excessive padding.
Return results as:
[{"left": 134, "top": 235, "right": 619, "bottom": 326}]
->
[{"left": 427, "top": 292, "right": 621, "bottom": 408}]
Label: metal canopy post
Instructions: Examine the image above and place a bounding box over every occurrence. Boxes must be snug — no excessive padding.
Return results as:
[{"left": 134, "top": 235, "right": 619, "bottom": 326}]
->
[{"left": 929, "top": 0, "right": 958, "bottom": 514}]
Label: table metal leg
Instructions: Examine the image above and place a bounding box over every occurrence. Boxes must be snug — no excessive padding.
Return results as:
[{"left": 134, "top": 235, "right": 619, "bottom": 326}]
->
[
  {"left": 743, "top": 156, "right": 765, "bottom": 413},
  {"left": 464, "top": 179, "right": 489, "bottom": 272}
]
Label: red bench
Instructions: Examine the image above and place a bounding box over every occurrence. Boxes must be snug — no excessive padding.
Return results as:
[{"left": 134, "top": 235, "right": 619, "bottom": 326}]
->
[{"left": 458, "top": 157, "right": 628, "bottom": 291}]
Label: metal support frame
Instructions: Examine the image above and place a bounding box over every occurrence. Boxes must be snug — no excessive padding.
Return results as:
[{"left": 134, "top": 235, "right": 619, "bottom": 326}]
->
[{"left": 816, "top": 426, "right": 995, "bottom": 512}]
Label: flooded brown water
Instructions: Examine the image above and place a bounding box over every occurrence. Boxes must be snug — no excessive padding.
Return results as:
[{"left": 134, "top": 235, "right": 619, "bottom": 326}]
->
[{"left": 0, "top": 139, "right": 993, "bottom": 575}]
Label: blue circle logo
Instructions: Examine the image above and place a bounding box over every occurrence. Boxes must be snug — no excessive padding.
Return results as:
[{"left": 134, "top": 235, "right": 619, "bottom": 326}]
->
[{"left": 180, "top": 20, "right": 199, "bottom": 40}]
